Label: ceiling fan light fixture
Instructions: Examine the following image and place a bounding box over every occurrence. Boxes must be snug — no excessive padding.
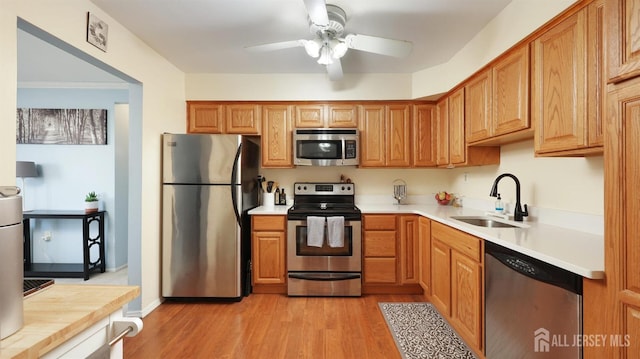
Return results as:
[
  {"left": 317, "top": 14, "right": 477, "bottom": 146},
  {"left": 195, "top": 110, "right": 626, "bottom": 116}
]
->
[
  {"left": 332, "top": 39, "right": 348, "bottom": 59},
  {"left": 303, "top": 39, "right": 322, "bottom": 58},
  {"left": 317, "top": 45, "right": 333, "bottom": 65}
]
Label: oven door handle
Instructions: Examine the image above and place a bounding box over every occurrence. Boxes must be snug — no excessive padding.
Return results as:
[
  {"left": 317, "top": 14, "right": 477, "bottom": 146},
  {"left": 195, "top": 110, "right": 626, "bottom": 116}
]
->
[{"left": 288, "top": 273, "right": 361, "bottom": 281}]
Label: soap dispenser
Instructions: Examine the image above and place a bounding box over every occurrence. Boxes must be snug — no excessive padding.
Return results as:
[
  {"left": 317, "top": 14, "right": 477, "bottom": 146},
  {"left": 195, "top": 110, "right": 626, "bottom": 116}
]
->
[{"left": 495, "top": 194, "right": 504, "bottom": 213}]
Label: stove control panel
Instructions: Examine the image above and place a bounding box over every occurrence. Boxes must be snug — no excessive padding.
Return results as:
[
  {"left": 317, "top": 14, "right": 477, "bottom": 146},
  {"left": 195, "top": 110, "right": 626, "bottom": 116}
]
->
[{"left": 294, "top": 182, "right": 355, "bottom": 195}]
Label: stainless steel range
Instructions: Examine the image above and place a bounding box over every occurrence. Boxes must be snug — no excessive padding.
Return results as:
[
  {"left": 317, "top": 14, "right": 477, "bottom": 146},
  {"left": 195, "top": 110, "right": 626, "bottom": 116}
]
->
[{"left": 287, "top": 182, "right": 362, "bottom": 296}]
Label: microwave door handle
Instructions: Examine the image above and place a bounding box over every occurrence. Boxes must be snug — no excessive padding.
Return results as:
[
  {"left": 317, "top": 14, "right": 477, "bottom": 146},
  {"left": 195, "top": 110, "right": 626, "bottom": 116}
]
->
[{"left": 341, "top": 139, "right": 346, "bottom": 165}]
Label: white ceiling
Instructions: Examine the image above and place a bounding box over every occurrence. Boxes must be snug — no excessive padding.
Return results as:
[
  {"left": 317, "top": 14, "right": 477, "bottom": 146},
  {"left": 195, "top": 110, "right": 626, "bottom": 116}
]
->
[
  {"left": 89, "top": 0, "right": 512, "bottom": 75},
  {"left": 18, "top": 0, "right": 515, "bottom": 83}
]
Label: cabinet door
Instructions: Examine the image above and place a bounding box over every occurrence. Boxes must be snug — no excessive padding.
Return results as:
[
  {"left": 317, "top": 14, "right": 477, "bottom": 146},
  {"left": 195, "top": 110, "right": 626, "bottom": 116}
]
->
[
  {"left": 187, "top": 102, "right": 224, "bottom": 133},
  {"left": 294, "top": 104, "right": 325, "bottom": 128},
  {"left": 418, "top": 217, "right": 431, "bottom": 295},
  {"left": 610, "top": 76, "right": 640, "bottom": 357},
  {"left": 607, "top": 0, "right": 640, "bottom": 83},
  {"left": 532, "top": 10, "right": 587, "bottom": 154},
  {"left": 587, "top": 0, "right": 605, "bottom": 147},
  {"left": 386, "top": 104, "right": 411, "bottom": 167},
  {"left": 465, "top": 69, "right": 492, "bottom": 143},
  {"left": 226, "top": 104, "right": 260, "bottom": 134},
  {"left": 358, "top": 105, "right": 386, "bottom": 167},
  {"left": 252, "top": 231, "right": 286, "bottom": 284},
  {"left": 493, "top": 45, "right": 530, "bottom": 136},
  {"left": 449, "top": 88, "right": 466, "bottom": 165},
  {"left": 261, "top": 105, "right": 293, "bottom": 168},
  {"left": 412, "top": 104, "right": 437, "bottom": 167},
  {"left": 327, "top": 104, "right": 358, "bottom": 128},
  {"left": 399, "top": 215, "right": 419, "bottom": 284},
  {"left": 431, "top": 239, "right": 451, "bottom": 316},
  {"left": 451, "top": 250, "right": 483, "bottom": 351},
  {"left": 436, "top": 98, "right": 449, "bottom": 166}
]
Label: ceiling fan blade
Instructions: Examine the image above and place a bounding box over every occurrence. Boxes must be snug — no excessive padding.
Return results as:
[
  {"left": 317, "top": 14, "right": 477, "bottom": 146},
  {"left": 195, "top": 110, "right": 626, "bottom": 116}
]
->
[
  {"left": 244, "top": 40, "right": 304, "bottom": 52},
  {"left": 303, "top": 0, "right": 329, "bottom": 27},
  {"left": 326, "top": 59, "right": 343, "bottom": 81},
  {"left": 345, "top": 34, "right": 413, "bottom": 58}
]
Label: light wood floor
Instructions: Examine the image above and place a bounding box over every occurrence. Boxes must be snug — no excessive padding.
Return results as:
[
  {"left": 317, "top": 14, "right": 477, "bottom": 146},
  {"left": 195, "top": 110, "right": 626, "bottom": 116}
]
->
[{"left": 124, "top": 293, "right": 425, "bottom": 358}]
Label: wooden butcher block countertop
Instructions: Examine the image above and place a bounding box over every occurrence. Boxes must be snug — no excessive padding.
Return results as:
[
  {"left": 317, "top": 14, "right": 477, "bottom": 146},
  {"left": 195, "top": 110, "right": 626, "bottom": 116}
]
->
[{"left": 0, "top": 284, "right": 140, "bottom": 359}]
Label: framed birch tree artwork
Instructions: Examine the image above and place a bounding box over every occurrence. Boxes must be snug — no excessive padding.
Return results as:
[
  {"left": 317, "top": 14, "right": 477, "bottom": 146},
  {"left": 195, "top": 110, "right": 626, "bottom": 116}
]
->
[{"left": 16, "top": 108, "right": 108, "bottom": 145}]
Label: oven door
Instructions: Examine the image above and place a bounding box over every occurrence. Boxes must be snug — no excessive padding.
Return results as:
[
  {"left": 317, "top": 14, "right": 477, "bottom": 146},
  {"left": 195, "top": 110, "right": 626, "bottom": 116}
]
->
[{"left": 287, "top": 219, "right": 361, "bottom": 272}]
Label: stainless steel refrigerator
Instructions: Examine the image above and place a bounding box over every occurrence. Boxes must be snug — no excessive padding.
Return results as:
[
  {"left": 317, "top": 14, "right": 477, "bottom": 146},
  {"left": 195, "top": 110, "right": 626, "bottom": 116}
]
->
[{"left": 161, "top": 133, "right": 260, "bottom": 299}]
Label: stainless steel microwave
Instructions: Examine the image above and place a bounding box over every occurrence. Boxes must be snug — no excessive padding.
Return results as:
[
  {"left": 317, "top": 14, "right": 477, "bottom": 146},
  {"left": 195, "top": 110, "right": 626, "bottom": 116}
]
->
[{"left": 293, "top": 128, "right": 359, "bottom": 166}]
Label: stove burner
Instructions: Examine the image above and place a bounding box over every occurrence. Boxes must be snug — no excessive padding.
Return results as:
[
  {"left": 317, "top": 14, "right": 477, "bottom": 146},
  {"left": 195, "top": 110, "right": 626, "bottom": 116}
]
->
[{"left": 287, "top": 182, "right": 361, "bottom": 221}]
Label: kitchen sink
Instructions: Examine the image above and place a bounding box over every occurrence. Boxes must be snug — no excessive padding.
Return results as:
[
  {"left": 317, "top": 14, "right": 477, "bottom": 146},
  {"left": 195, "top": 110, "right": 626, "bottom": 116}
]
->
[{"left": 450, "top": 216, "right": 526, "bottom": 229}]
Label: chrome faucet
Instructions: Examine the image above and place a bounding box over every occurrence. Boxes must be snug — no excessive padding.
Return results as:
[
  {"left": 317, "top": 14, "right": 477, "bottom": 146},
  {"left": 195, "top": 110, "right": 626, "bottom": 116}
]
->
[{"left": 490, "top": 173, "right": 528, "bottom": 221}]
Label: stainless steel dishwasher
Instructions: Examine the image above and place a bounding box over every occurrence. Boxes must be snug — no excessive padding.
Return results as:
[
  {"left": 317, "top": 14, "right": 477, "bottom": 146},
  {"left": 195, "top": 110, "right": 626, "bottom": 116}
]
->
[{"left": 485, "top": 241, "right": 582, "bottom": 358}]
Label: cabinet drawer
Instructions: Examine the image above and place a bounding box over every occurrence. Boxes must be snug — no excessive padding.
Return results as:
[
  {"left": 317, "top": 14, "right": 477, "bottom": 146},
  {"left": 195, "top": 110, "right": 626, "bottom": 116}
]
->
[
  {"left": 432, "top": 222, "right": 481, "bottom": 262},
  {"left": 252, "top": 215, "right": 286, "bottom": 231},
  {"left": 364, "top": 231, "right": 397, "bottom": 257},
  {"left": 364, "top": 215, "right": 397, "bottom": 230},
  {"left": 364, "top": 258, "right": 397, "bottom": 283}
]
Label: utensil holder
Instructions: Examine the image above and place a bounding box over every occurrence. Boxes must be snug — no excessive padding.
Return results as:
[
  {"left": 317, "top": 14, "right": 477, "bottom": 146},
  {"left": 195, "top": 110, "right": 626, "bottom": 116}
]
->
[{"left": 262, "top": 193, "right": 275, "bottom": 208}]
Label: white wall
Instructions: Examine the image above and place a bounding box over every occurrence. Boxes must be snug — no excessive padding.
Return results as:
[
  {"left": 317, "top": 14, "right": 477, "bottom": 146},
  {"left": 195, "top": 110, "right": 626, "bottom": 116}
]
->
[
  {"left": 412, "top": 0, "right": 578, "bottom": 97},
  {"left": 1, "top": 0, "right": 185, "bottom": 315}
]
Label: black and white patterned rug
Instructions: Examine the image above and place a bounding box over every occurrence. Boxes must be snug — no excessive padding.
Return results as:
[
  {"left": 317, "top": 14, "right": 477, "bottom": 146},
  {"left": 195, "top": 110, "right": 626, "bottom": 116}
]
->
[{"left": 378, "top": 302, "right": 478, "bottom": 359}]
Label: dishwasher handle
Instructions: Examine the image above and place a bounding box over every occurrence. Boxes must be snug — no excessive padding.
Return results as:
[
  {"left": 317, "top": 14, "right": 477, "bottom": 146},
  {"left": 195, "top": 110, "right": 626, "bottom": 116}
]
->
[{"left": 485, "top": 241, "right": 582, "bottom": 295}]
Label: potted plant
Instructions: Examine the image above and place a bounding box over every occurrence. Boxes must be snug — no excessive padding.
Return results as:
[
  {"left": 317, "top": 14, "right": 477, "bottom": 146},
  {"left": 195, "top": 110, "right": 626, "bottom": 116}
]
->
[{"left": 85, "top": 191, "right": 99, "bottom": 213}]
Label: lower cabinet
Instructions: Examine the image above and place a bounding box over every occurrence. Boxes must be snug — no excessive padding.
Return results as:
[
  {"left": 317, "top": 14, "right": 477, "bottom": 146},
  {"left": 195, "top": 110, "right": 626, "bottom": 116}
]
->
[
  {"left": 430, "top": 221, "right": 484, "bottom": 356},
  {"left": 362, "top": 214, "right": 422, "bottom": 294},
  {"left": 418, "top": 217, "right": 432, "bottom": 296},
  {"left": 251, "top": 215, "right": 287, "bottom": 293}
]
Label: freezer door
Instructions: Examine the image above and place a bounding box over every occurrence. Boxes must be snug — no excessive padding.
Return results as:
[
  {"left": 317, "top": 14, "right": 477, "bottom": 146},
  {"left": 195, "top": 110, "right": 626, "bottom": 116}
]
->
[
  {"left": 162, "top": 133, "right": 240, "bottom": 184},
  {"left": 162, "top": 184, "right": 241, "bottom": 298}
]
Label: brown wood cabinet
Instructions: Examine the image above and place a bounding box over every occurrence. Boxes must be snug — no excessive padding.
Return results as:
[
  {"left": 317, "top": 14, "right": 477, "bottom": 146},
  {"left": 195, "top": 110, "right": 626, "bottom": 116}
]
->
[
  {"left": 606, "top": 0, "right": 640, "bottom": 83},
  {"left": 430, "top": 222, "right": 484, "bottom": 356},
  {"left": 600, "top": 74, "right": 640, "bottom": 358},
  {"left": 358, "top": 104, "right": 412, "bottom": 167},
  {"left": 412, "top": 104, "right": 437, "bottom": 167},
  {"left": 261, "top": 105, "right": 293, "bottom": 168},
  {"left": 363, "top": 215, "right": 398, "bottom": 285},
  {"left": 251, "top": 215, "right": 287, "bottom": 293},
  {"left": 418, "top": 217, "right": 431, "bottom": 296},
  {"left": 399, "top": 215, "right": 419, "bottom": 284},
  {"left": 437, "top": 90, "right": 500, "bottom": 168},
  {"left": 294, "top": 104, "right": 358, "bottom": 128},
  {"left": 187, "top": 102, "right": 260, "bottom": 134},
  {"left": 362, "top": 214, "right": 422, "bottom": 294},
  {"left": 532, "top": 0, "right": 604, "bottom": 156},
  {"left": 466, "top": 45, "right": 531, "bottom": 145},
  {"left": 465, "top": 69, "right": 492, "bottom": 143},
  {"left": 187, "top": 102, "right": 224, "bottom": 133}
]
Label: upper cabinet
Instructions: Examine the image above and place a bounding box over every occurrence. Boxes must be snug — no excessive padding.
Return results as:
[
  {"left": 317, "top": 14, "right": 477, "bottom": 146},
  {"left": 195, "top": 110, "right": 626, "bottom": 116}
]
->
[
  {"left": 607, "top": 0, "right": 640, "bottom": 83},
  {"left": 466, "top": 45, "right": 531, "bottom": 145},
  {"left": 359, "top": 103, "right": 412, "bottom": 168},
  {"left": 261, "top": 104, "right": 293, "bottom": 168},
  {"left": 437, "top": 89, "right": 500, "bottom": 168},
  {"left": 531, "top": 0, "right": 604, "bottom": 156},
  {"left": 187, "top": 102, "right": 224, "bottom": 134},
  {"left": 294, "top": 104, "right": 358, "bottom": 128},
  {"left": 187, "top": 102, "right": 260, "bottom": 134},
  {"left": 412, "top": 104, "right": 437, "bottom": 167}
]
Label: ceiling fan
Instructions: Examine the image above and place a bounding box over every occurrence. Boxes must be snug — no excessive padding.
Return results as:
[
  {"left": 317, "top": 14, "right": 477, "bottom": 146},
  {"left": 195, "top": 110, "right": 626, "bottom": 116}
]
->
[{"left": 244, "top": 0, "right": 413, "bottom": 80}]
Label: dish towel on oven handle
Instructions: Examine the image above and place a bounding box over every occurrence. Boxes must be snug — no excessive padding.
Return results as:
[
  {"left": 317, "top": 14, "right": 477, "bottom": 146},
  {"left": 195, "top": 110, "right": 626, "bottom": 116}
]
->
[
  {"left": 327, "top": 216, "right": 345, "bottom": 248},
  {"left": 306, "top": 216, "right": 325, "bottom": 247}
]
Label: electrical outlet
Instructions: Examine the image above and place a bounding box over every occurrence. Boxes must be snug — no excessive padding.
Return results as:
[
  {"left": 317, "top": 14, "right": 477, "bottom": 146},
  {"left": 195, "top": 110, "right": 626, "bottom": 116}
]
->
[{"left": 42, "top": 231, "right": 52, "bottom": 241}]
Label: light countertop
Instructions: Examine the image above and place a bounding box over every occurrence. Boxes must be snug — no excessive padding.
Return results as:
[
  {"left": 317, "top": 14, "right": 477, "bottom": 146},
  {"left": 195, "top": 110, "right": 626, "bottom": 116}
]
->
[
  {"left": 248, "top": 204, "right": 604, "bottom": 279},
  {"left": 0, "top": 284, "right": 140, "bottom": 359}
]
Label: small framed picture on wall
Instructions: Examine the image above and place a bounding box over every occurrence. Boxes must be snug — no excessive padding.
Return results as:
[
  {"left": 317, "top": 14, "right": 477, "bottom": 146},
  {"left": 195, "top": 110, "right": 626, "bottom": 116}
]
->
[{"left": 87, "top": 12, "right": 108, "bottom": 52}]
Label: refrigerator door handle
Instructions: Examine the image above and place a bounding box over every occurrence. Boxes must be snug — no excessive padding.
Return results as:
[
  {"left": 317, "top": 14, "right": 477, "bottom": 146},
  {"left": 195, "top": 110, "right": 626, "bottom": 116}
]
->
[{"left": 230, "top": 143, "right": 242, "bottom": 227}]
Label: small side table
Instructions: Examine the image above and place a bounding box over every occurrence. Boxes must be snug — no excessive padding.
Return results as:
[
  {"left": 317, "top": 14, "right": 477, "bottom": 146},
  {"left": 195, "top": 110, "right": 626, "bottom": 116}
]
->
[{"left": 23, "top": 210, "right": 106, "bottom": 280}]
